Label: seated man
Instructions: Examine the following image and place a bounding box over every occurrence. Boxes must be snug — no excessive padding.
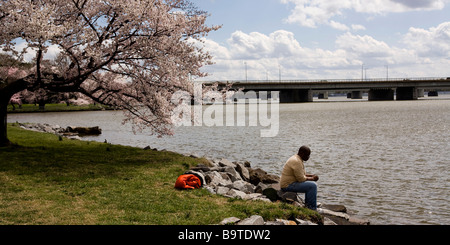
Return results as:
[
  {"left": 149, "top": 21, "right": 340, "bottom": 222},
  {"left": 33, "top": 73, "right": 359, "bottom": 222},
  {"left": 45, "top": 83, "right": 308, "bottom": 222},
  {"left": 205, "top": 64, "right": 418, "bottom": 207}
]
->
[{"left": 280, "top": 146, "right": 319, "bottom": 210}]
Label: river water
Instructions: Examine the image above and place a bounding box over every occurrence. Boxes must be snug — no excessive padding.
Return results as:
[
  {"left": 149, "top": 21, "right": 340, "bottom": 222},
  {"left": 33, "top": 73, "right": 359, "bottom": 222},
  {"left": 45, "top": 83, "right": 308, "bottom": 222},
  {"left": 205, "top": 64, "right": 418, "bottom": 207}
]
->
[{"left": 8, "top": 95, "right": 450, "bottom": 225}]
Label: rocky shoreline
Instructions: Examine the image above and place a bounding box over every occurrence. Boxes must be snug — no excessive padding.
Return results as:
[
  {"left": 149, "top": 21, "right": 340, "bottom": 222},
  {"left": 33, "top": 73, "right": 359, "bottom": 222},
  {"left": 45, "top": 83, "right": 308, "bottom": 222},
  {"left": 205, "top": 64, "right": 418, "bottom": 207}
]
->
[
  {"left": 17, "top": 123, "right": 102, "bottom": 140},
  {"left": 185, "top": 157, "right": 370, "bottom": 226},
  {"left": 16, "top": 123, "right": 370, "bottom": 225}
]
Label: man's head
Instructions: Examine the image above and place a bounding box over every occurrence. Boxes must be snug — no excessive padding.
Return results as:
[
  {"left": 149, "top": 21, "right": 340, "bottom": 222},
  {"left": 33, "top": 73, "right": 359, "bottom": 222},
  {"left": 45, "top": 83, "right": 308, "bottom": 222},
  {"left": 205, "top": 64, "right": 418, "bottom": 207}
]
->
[{"left": 298, "top": 146, "right": 311, "bottom": 161}]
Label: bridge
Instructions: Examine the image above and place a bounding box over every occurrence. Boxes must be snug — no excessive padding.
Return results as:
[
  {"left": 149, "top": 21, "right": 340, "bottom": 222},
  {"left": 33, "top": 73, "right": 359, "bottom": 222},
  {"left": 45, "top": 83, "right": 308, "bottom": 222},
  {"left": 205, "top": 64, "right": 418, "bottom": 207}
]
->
[{"left": 204, "top": 77, "right": 450, "bottom": 103}]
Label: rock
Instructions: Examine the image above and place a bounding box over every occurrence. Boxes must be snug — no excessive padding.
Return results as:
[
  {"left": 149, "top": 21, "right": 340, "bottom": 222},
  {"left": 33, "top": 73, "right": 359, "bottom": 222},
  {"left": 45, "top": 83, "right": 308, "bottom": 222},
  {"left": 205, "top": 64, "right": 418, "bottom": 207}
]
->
[
  {"left": 189, "top": 153, "right": 201, "bottom": 159},
  {"left": 219, "top": 172, "right": 232, "bottom": 181},
  {"left": 248, "top": 168, "right": 280, "bottom": 185},
  {"left": 265, "top": 174, "right": 280, "bottom": 184},
  {"left": 278, "top": 191, "right": 303, "bottom": 204},
  {"left": 276, "top": 219, "right": 297, "bottom": 225},
  {"left": 228, "top": 180, "right": 255, "bottom": 194},
  {"left": 226, "top": 189, "right": 247, "bottom": 199},
  {"left": 202, "top": 158, "right": 214, "bottom": 167},
  {"left": 66, "top": 126, "right": 102, "bottom": 136},
  {"left": 53, "top": 125, "right": 65, "bottom": 134},
  {"left": 203, "top": 186, "right": 215, "bottom": 194},
  {"left": 254, "top": 182, "right": 269, "bottom": 194},
  {"left": 265, "top": 221, "right": 285, "bottom": 225},
  {"left": 321, "top": 204, "right": 347, "bottom": 213},
  {"left": 325, "top": 215, "right": 369, "bottom": 225},
  {"left": 204, "top": 171, "right": 217, "bottom": 185},
  {"left": 254, "top": 196, "right": 272, "bottom": 203},
  {"left": 220, "top": 217, "right": 241, "bottom": 225},
  {"left": 218, "top": 158, "right": 235, "bottom": 168},
  {"left": 248, "top": 168, "right": 264, "bottom": 185},
  {"left": 237, "top": 215, "right": 265, "bottom": 226},
  {"left": 292, "top": 201, "right": 306, "bottom": 208},
  {"left": 67, "top": 135, "right": 82, "bottom": 140},
  {"left": 205, "top": 171, "right": 232, "bottom": 187},
  {"left": 205, "top": 158, "right": 220, "bottom": 167},
  {"left": 242, "top": 193, "right": 264, "bottom": 200},
  {"left": 216, "top": 186, "right": 231, "bottom": 196},
  {"left": 296, "top": 219, "right": 318, "bottom": 225},
  {"left": 348, "top": 216, "right": 370, "bottom": 225},
  {"left": 223, "top": 166, "right": 242, "bottom": 182},
  {"left": 318, "top": 208, "right": 350, "bottom": 221},
  {"left": 235, "top": 162, "right": 250, "bottom": 181},
  {"left": 323, "top": 217, "right": 338, "bottom": 225},
  {"left": 20, "top": 123, "right": 68, "bottom": 135},
  {"left": 190, "top": 164, "right": 212, "bottom": 172},
  {"left": 42, "top": 125, "right": 54, "bottom": 133},
  {"left": 277, "top": 189, "right": 305, "bottom": 207},
  {"left": 262, "top": 187, "right": 279, "bottom": 202}
]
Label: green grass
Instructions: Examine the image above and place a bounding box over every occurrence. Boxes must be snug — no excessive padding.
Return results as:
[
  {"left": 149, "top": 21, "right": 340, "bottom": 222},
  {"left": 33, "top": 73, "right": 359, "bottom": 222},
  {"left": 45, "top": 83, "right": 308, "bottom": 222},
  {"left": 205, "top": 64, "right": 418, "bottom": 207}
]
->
[
  {"left": 7, "top": 103, "right": 110, "bottom": 113},
  {"left": 0, "top": 124, "right": 322, "bottom": 225}
]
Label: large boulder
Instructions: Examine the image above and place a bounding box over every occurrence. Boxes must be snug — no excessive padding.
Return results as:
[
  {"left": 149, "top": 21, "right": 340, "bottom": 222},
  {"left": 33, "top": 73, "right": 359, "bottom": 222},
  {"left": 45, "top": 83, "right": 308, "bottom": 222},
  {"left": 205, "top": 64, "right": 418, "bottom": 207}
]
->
[
  {"left": 216, "top": 186, "right": 231, "bottom": 196},
  {"left": 218, "top": 158, "right": 235, "bottom": 168},
  {"left": 219, "top": 217, "right": 241, "bottom": 225},
  {"left": 205, "top": 171, "right": 232, "bottom": 187},
  {"left": 66, "top": 126, "right": 102, "bottom": 136},
  {"left": 321, "top": 204, "right": 347, "bottom": 213},
  {"left": 278, "top": 191, "right": 304, "bottom": 204},
  {"left": 225, "top": 189, "right": 247, "bottom": 199},
  {"left": 223, "top": 166, "right": 242, "bottom": 182},
  {"left": 227, "top": 180, "right": 255, "bottom": 194},
  {"left": 237, "top": 215, "right": 265, "bottom": 225},
  {"left": 259, "top": 183, "right": 281, "bottom": 202},
  {"left": 248, "top": 168, "right": 280, "bottom": 185},
  {"left": 235, "top": 162, "right": 250, "bottom": 181}
]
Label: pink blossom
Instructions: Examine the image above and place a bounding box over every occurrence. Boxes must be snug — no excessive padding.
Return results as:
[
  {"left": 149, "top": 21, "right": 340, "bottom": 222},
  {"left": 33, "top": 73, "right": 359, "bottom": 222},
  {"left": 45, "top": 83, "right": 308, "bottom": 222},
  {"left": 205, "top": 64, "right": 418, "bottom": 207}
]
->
[
  {"left": 0, "top": 0, "right": 220, "bottom": 137},
  {"left": 9, "top": 93, "right": 22, "bottom": 105}
]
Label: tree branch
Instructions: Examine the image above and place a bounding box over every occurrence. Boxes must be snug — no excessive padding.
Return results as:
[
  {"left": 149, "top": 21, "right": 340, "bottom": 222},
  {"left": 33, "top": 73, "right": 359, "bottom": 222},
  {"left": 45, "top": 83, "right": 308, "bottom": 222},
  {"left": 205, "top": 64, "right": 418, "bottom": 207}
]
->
[{"left": 72, "top": 0, "right": 101, "bottom": 40}]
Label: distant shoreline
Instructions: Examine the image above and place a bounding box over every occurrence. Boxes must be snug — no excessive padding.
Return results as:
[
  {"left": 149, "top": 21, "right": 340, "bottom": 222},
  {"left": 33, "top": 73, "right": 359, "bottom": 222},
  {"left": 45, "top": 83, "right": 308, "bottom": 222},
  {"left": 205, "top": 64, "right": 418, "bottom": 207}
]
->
[
  {"left": 8, "top": 93, "right": 450, "bottom": 114},
  {"left": 7, "top": 103, "right": 114, "bottom": 114}
]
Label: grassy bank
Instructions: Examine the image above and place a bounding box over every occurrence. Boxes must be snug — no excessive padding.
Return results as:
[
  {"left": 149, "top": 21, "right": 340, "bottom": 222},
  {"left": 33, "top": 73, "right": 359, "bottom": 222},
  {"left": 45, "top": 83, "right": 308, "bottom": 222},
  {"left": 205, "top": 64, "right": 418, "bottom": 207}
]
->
[
  {"left": 7, "top": 104, "right": 111, "bottom": 113},
  {"left": 0, "top": 124, "right": 321, "bottom": 225}
]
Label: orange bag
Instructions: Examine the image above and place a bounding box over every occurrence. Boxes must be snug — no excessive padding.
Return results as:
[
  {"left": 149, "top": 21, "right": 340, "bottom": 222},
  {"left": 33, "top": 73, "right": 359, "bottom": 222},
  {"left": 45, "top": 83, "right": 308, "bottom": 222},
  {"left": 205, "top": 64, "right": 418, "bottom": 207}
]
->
[{"left": 175, "top": 174, "right": 202, "bottom": 190}]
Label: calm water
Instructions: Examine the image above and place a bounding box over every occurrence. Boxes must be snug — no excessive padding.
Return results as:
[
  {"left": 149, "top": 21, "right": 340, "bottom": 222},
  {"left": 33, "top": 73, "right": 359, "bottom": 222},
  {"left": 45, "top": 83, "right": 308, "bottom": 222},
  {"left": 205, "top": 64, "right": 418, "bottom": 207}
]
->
[{"left": 8, "top": 96, "right": 450, "bottom": 225}]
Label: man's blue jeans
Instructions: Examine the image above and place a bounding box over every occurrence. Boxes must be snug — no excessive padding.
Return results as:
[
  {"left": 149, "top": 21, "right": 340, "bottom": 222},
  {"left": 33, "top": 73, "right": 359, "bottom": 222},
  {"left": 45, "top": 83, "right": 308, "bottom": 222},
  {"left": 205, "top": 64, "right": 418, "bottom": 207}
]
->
[{"left": 282, "top": 181, "right": 317, "bottom": 210}]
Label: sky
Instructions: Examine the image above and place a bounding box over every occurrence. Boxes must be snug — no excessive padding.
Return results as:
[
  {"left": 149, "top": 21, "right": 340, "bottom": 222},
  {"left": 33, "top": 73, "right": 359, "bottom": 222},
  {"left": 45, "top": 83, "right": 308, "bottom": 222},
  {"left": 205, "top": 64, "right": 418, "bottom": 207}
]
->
[{"left": 193, "top": 0, "right": 450, "bottom": 81}]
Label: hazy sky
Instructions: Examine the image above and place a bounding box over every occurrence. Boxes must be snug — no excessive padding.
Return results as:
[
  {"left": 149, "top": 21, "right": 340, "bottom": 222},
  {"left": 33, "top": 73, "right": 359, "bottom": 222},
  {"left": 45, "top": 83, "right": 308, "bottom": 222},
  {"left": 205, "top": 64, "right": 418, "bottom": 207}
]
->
[{"left": 194, "top": 0, "right": 450, "bottom": 80}]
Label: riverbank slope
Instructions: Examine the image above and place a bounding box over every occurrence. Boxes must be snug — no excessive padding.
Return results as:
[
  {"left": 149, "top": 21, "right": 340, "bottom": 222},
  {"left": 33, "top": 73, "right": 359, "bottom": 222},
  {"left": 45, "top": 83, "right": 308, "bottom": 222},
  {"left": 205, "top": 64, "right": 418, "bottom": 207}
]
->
[{"left": 0, "top": 124, "right": 321, "bottom": 225}]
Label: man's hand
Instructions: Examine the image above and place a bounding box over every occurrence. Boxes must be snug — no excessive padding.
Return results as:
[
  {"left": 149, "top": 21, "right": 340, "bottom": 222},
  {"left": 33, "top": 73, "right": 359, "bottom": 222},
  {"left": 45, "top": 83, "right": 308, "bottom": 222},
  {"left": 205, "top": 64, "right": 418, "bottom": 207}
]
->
[{"left": 307, "top": 174, "right": 319, "bottom": 181}]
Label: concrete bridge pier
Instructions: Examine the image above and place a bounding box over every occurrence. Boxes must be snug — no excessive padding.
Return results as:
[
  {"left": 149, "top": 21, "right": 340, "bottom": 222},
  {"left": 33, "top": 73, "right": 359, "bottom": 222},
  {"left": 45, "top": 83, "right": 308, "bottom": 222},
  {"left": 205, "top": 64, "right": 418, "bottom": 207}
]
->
[
  {"left": 351, "top": 91, "right": 363, "bottom": 99},
  {"left": 368, "top": 88, "right": 394, "bottom": 101},
  {"left": 280, "top": 89, "right": 313, "bottom": 103},
  {"left": 396, "top": 87, "right": 418, "bottom": 100},
  {"left": 417, "top": 89, "right": 424, "bottom": 97},
  {"left": 318, "top": 92, "right": 328, "bottom": 99}
]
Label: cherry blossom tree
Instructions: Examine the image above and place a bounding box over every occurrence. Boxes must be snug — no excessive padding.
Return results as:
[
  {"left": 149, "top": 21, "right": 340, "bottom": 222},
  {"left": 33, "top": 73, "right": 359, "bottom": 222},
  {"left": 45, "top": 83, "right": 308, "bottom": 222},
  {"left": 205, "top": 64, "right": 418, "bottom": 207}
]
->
[
  {"left": 0, "top": 0, "right": 219, "bottom": 146},
  {"left": 9, "top": 92, "right": 22, "bottom": 110}
]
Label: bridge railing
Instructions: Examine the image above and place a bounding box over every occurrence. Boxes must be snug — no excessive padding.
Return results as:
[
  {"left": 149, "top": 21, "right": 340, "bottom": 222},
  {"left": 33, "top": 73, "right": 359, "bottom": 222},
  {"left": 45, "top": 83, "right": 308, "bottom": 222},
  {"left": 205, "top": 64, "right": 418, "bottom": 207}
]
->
[{"left": 199, "top": 77, "right": 449, "bottom": 84}]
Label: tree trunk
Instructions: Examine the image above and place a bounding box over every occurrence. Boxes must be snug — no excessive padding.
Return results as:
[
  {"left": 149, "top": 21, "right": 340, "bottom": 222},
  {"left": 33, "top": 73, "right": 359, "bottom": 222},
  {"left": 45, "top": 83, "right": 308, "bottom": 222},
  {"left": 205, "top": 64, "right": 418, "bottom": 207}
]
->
[
  {"left": 0, "top": 78, "right": 29, "bottom": 147},
  {"left": 38, "top": 101, "right": 45, "bottom": 111},
  {"left": 0, "top": 100, "right": 10, "bottom": 147}
]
